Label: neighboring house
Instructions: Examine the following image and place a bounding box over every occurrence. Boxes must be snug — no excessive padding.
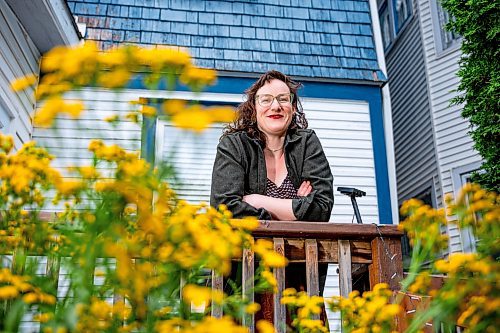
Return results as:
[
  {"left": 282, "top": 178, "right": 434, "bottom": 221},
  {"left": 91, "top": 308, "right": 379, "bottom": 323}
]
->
[
  {"left": 377, "top": 0, "right": 482, "bottom": 254},
  {"left": 0, "top": 0, "right": 80, "bottom": 150}
]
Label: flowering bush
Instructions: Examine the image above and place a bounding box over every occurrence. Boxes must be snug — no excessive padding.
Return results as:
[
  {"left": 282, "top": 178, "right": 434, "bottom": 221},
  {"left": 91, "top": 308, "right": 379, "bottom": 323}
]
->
[
  {"left": 398, "top": 184, "right": 498, "bottom": 333},
  {"left": 2, "top": 43, "right": 283, "bottom": 333},
  {"left": 3, "top": 42, "right": 499, "bottom": 333},
  {"left": 326, "top": 184, "right": 498, "bottom": 333}
]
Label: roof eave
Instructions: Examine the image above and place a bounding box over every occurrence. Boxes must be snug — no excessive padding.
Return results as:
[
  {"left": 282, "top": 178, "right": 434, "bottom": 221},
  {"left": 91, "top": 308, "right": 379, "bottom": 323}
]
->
[{"left": 6, "top": 0, "right": 81, "bottom": 54}]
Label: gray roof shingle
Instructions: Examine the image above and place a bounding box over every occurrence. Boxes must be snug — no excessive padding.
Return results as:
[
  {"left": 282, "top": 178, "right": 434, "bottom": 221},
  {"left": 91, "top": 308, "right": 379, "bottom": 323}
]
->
[{"left": 68, "top": 0, "right": 385, "bottom": 82}]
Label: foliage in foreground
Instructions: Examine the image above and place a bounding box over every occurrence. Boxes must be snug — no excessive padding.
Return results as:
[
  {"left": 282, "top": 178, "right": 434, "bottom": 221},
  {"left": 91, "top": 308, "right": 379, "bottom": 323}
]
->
[
  {"left": 440, "top": 0, "right": 500, "bottom": 192},
  {"left": 2, "top": 42, "right": 499, "bottom": 332}
]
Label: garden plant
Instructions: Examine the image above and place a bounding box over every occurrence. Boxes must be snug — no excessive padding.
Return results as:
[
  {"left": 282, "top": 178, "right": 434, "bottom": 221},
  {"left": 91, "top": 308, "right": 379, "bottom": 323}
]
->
[{"left": 1, "top": 43, "right": 498, "bottom": 333}]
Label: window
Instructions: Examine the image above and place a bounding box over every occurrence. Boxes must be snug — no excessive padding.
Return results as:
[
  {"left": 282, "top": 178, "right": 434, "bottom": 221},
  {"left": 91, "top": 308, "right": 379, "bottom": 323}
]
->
[
  {"left": 451, "top": 162, "right": 482, "bottom": 253},
  {"left": 140, "top": 97, "right": 237, "bottom": 205},
  {"left": 395, "top": 0, "right": 412, "bottom": 31},
  {"left": 380, "top": 4, "right": 393, "bottom": 49},
  {"left": 432, "top": 0, "right": 461, "bottom": 53},
  {"left": 378, "top": 0, "right": 413, "bottom": 49}
]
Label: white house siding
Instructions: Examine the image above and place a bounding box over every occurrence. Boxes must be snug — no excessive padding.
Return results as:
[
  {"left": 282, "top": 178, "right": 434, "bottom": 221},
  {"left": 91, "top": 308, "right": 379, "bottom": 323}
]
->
[
  {"left": 157, "top": 96, "right": 379, "bottom": 225},
  {"left": 417, "top": 0, "right": 482, "bottom": 253},
  {"left": 34, "top": 87, "right": 382, "bottom": 332},
  {"left": 0, "top": 1, "right": 40, "bottom": 149}
]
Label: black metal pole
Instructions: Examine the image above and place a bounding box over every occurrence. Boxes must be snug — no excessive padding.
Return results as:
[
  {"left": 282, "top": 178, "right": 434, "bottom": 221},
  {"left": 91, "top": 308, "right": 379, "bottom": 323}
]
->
[{"left": 350, "top": 196, "right": 363, "bottom": 224}]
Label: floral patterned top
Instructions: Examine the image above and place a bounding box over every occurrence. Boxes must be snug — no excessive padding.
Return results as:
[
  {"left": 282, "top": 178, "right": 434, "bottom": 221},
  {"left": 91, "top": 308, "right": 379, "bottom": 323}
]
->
[{"left": 265, "top": 174, "right": 299, "bottom": 199}]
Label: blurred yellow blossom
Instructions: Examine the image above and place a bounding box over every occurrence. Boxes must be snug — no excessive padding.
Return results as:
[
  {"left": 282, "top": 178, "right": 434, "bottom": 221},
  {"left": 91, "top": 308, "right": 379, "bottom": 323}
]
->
[
  {"left": 10, "top": 74, "right": 37, "bottom": 92},
  {"left": 256, "top": 320, "right": 276, "bottom": 333},
  {"left": 180, "top": 66, "right": 217, "bottom": 89}
]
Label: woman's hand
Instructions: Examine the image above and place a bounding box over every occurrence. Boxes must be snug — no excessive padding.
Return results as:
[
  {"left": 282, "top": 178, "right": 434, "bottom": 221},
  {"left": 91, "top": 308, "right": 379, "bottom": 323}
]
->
[{"left": 297, "top": 180, "right": 312, "bottom": 197}]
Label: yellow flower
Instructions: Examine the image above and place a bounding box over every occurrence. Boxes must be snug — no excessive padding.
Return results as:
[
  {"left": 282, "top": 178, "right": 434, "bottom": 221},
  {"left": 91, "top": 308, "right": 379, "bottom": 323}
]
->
[
  {"left": 180, "top": 66, "right": 217, "bottom": 89},
  {"left": 78, "top": 166, "right": 100, "bottom": 179},
  {"left": 283, "top": 288, "right": 297, "bottom": 297},
  {"left": 56, "top": 180, "right": 85, "bottom": 196},
  {"left": 170, "top": 105, "right": 212, "bottom": 132},
  {"left": 22, "top": 292, "right": 38, "bottom": 304},
  {"left": 104, "top": 114, "right": 120, "bottom": 123},
  {"left": 260, "top": 251, "right": 288, "bottom": 268},
  {"left": 256, "top": 320, "right": 276, "bottom": 333},
  {"left": 182, "top": 284, "right": 212, "bottom": 307},
  {"left": 34, "top": 312, "right": 53, "bottom": 323},
  {"left": 98, "top": 68, "right": 131, "bottom": 88},
  {"left": 0, "top": 133, "right": 14, "bottom": 154},
  {"left": 209, "top": 106, "right": 236, "bottom": 122},
  {"left": 34, "top": 97, "right": 84, "bottom": 127},
  {"left": 141, "top": 105, "right": 157, "bottom": 117},
  {"left": 0, "top": 285, "right": 18, "bottom": 299},
  {"left": 98, "top": 48, "right": 128, "bottom": 67},
  {"left": 162, "top": 99, "right": 187, "bottom": 115},
  {"left": 261, "top": 270, "right": 278, "bottom": 291},
  {"left": 245, "top": 302, "right": 261, "bottom": 314},
  {"left": 11, "top": 74, "right": 37, "bottom": 92},
  {"left": 230, "top": 217, "right": 259, "bottom": 230}
]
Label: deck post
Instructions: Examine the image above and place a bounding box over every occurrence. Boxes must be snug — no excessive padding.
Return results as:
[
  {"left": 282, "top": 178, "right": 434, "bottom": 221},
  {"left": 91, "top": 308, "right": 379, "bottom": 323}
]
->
[
  {"left": 338, "top": 240, "right": 352, "bottom": 297},
  {"left": 368, "top": 237, "right": 403, "bottom": 291},
  {"left": 242, "top": 248, "right": 255, "bottom": 332},
  {"left": 211, "top": 270, "right": 223, "bottom": 318},
  {"left": 273, "top": 238, "right": 286, "bottom": 333}
]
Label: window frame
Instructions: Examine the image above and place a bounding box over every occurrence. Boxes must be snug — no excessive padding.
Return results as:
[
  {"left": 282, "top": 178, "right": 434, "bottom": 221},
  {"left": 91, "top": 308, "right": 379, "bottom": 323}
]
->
[
  {"left": 378, "top": 0, "right": 414, "bottom": 50},
  {"left": 430, "top": 0, "right": 461, "bottom": 56},
  {"left": 451, "top": 161, "right": 483, "bottom": 253}
]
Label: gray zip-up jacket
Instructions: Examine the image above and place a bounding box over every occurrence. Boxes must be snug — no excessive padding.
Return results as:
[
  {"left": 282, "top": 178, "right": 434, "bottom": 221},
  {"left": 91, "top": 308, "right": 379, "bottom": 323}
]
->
[{"left": 210, "top": 128, "right": 334, "bottom": 221}]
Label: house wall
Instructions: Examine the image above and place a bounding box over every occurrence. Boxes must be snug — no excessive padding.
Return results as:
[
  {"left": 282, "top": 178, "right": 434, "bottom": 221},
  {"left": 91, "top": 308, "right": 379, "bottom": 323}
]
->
[
  {"left": 384, "top": 1, "right": 440, "bottom": 208},
  {"left": 417, "top": 0, "right": 482, "bottom": 253},
  {"left": 34, "top": 87, "right": 381, "bottom": 223},
  {"left": 0, "top": 1, "right": 40, "bottom": 149},
  {"left": 33, "top": 84, "right": 385, "bottom": 332}
]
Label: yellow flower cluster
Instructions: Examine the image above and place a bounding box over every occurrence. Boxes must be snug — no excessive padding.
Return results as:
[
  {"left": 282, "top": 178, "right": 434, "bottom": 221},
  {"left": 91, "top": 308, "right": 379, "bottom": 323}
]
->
[
  {"left": 0, "top": 268, "right": 56, "bottom": 304},
  {"left": 430, "top": 252, "right": 500, "bottom": 332},
  {"left": 0, "top": 133, "right": 61, "bottom": 210},
  {"left": 182, "top": 284, "right": 224, "bottom": 307},
  {"left": 398, "top": 185, "right": 499, "bottom": 332},
  {"left": 155, "top": 315, "right": 249, "bottom": 333},
  {"left": 179, "top": 66, "right": 217, "bottom": 91},
  {"left": 10, "top": 74, "right": 38, "bottom": 92},
  {"left": 252, "top": 239, "right": 288, "bottom": 292},
  {"left": 446, "top": 183, "right": 500, "bottom": 255},
  {"left": 329, "top": 283, "right": 401, "bottom": 333},
  {"left": 457, "top": 296, "right": 500, "bottom": 332},
  {"left": 162, "top": 202, "right": 256, "bottom": 275},
  {"left": 280, "top": 288, "right": 327, "bottom": 332},
  {"left": 162, "top": 99, "right": 235, "bottom": 132},
  {"left": 11, "top": 42, "right": 221, "bottom": 131},
  {"left": 74, "top": 297, "right": 132, "bottom": 332},
  {"left": 399, "top": 199, "right": 448, "bottom": 253},
  {"left": 34, "top": 96, "right": 84, "bottom": 127}
]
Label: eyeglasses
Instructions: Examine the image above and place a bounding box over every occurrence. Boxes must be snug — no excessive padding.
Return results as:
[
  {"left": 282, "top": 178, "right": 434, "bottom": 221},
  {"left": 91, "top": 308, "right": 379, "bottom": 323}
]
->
[{"left": 255, "top": 93, "right": 294, "bottom": 107}]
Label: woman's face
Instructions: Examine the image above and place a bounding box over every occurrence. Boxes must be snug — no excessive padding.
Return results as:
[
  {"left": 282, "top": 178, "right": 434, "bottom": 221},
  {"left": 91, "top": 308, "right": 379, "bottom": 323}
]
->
[{"left": 254, "top": 79, "right": 294, "bottom": 138}]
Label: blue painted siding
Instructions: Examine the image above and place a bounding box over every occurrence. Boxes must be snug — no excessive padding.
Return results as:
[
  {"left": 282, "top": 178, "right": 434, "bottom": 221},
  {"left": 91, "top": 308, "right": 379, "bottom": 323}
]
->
[{"left": 68, "top": 0, "right": 385, "bottom": 82}]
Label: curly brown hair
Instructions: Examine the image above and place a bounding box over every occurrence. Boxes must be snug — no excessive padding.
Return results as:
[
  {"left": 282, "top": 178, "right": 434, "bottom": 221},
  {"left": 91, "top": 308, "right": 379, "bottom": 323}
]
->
[{"left": 224, "top": 70, "right": 308, "bottom": 143}]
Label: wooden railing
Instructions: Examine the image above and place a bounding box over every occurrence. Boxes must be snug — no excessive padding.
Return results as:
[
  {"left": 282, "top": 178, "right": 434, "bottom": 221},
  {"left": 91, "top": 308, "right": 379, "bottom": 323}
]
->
[
  {"left": 3, "top": 217, "right": 404, "bottom": 332},
  {"left": 211, "top": 221, "right": 404, "bottom": 333}
]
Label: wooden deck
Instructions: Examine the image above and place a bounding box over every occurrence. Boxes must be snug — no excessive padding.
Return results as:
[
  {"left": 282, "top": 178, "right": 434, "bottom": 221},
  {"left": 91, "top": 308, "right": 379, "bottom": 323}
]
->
[{"left": 212, "top": 221, "right": 404, "bottom": 333}]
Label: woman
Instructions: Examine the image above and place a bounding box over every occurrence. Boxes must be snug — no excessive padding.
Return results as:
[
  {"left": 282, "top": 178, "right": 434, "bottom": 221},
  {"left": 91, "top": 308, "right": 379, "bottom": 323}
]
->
[
  {"left": 210, "top": 70, "right": 334, "bottom": 221},
  {"left": 211, "top": 70, "right": 333, "bottom": 324}
]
